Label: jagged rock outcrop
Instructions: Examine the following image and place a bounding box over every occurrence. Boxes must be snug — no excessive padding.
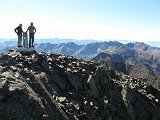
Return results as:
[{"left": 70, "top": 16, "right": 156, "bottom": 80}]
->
[{"left": 0, "top": 51, "right": 160, "bottom": 120}]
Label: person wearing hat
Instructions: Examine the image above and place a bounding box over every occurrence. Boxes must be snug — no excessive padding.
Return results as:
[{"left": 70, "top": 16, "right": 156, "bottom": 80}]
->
[
  {"left": 14, "top": 24, "right": 24, "bottom": 47},
  {"left": 26, "top": 22, "right": 36, "bottom": 48}
]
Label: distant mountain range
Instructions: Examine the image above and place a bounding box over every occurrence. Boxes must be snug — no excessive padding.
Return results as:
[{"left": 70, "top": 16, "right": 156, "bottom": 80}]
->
[
  {"left": 0, "top": 38, "right": 100, "bottom": 52},
  {"left": 1, "top": 38, "right": 160, "bottom": 49}
]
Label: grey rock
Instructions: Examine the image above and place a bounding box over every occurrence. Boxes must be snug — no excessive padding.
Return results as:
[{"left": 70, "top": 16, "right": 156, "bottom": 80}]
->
[{"left": 0, "top": 51, "right": 160, "bottom": 120}]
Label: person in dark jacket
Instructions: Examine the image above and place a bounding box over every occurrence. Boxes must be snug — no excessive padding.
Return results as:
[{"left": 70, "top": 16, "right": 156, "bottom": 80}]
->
[
  {"left": 14, "top": 24, "right": 23, "bottom": 47},
  {"left": 26, "top": 22, "right": 36, "bottom": 48}
]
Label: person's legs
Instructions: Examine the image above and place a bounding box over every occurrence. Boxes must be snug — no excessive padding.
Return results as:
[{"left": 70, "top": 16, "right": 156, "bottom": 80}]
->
[
  {"left": 29, "top": 34, "right": 32, "bottom": 48},
  {"left": 18, "top": 35, "right": 22, "bottom": 47},
  {"left": 32, "top": 34, "right": 34, "bottom": 47}
]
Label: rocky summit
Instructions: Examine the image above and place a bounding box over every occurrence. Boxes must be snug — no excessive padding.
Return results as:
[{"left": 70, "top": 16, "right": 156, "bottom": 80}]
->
[{"left": 0, "top": 51, "right": 160, "bottom": 120}]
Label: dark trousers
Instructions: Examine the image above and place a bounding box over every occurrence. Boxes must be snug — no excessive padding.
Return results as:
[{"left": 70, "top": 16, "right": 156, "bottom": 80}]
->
[
  {"left": 17, "top": 34, "right": 22, "bottom": 47},
  {"left": 29, "top": 33, "right": 34, "bottom": 47}
]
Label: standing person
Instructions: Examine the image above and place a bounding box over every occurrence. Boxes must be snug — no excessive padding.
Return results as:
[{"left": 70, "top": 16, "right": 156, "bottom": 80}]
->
[
  {"left": 14, "top": 24, "right": 23, "bottom": 47},
  {"left": 26, "top": 22, "right": 36, "bottom": 48}
]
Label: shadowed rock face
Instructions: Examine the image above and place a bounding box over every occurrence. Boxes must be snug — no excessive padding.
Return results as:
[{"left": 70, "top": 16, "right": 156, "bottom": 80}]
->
[{"left": 0, "top": 51, "right": 160, "bottom": 120}]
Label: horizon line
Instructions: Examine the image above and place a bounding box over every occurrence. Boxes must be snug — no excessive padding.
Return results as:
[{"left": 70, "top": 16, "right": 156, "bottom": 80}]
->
[{"left": 0, "top": 38, "right": 160, "bottom": 42}]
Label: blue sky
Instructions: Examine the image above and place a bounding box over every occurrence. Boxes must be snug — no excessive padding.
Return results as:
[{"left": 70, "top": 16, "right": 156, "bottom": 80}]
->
[{"left": 0, "top": 0, "right": 159, "bottom": 41}]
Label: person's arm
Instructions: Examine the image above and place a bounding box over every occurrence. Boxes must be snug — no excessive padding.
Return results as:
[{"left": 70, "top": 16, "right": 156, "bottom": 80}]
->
[
  {"left": 14, "top": 27, "right": 18, "bottom": 33},
  {"left": 26, "top": 27, "right": 29, "bottom": 33},
  {"left": 34, "top": 26, "right": 36, "bottom": 33}
]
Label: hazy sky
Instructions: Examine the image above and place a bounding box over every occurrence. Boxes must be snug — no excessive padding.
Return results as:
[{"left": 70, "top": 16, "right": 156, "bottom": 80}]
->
[{"left": 0, "top": 0, "right": 159, "bottom": 41}]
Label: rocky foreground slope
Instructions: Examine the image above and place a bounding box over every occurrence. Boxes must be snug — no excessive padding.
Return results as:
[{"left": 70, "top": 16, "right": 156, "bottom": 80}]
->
[{"left": 0, "top": 51, "right": 160, "bottom": 120}]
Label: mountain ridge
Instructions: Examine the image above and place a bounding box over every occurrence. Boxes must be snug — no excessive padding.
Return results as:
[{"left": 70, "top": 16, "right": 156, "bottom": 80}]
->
[{"left": 0, "top": 51, "right": 160, "bottom": 120}]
